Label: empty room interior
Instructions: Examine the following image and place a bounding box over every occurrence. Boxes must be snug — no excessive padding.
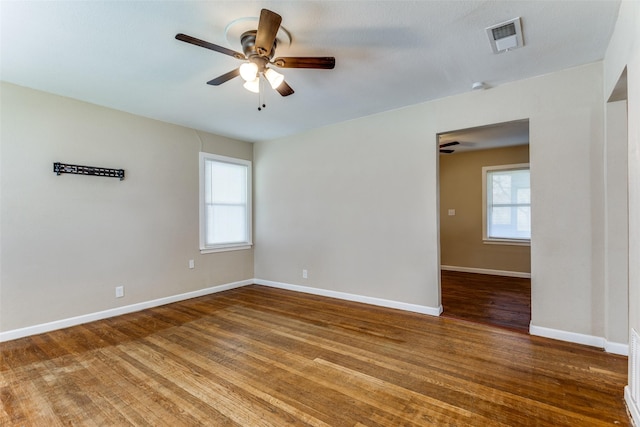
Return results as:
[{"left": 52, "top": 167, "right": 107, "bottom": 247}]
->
[
  {"left": 1, "top": 1, "right": 639, "bottom": 425},
  {"left": 438, "top": 120, "right": 533, "bottom": 333}
]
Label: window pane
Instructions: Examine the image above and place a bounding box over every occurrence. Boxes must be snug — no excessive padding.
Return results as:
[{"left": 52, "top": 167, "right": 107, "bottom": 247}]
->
[
  {"left": 511, "top": 170, "right": 530, "bottom": 203},
  {"left": 209, "top": 161, "right": 247, "bottom": 204},
  {"left": 485, "top": 166, "right": 530, "bottom": 241},
  {"left": 517, "top": 206, "right": 531, "bottom": 234},
  {"left": 491, "top": 206, "right": 511, "bottom": 225},
  {"left": 200, "top": 153, "right": 251, "bottom": 250},
  {"left": 492, "top": 174, "right": 512, "bottom": 204},
  {"left": 206, "top": 205, "right": 247, "bottom": 245},
  {"left": 517, "top": 188, "right": 530, "bottom": 204}
]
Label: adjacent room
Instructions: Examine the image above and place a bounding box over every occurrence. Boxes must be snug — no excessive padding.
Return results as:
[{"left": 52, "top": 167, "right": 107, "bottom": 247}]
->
[
  {"left": 1, "top": 1, "right": 639, "bottom": 425},
  {"left": 438, "top": 121, "right": 531, "bottom": 332}
]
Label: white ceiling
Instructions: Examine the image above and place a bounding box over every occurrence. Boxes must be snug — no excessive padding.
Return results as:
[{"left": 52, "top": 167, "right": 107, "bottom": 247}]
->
[
  {"left": 439, "top": 119, "right": 529, "bottom": 154},
  {"left": 0, "top": 1, "right": 620, "bottom": 143}
]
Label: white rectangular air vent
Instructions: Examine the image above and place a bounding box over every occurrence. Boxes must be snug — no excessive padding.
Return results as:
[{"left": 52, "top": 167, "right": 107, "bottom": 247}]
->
[{"left": 486, "top": 17, "right": 523, "bottom": 54}]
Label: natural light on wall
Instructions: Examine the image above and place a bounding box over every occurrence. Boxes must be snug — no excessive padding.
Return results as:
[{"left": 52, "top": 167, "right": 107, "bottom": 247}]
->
[
  {"left": 482, "top": 163, "right": 530, "bottom": 244},
  {"left": 199, "top": 153, "right": 252, "bottom": 253}
]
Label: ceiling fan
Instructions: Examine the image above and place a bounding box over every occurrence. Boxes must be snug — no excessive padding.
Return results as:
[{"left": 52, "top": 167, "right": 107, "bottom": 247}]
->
[
  {"left": 439, "top": 141, "right": 460, "bottom": 154},
  {"left": 175, "top": 8, "right": 335, "bottom": 98}
]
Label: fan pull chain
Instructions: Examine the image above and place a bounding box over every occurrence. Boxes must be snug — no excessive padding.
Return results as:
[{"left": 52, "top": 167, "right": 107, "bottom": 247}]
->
[{"left": 258, "top": 77, "right": 266, "bottom": 111}]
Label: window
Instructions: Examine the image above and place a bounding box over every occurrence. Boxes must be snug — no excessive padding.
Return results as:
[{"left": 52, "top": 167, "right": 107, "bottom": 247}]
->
[
  {"left": 199, "top": 152, "right": 252, "bottom": 253},
  {"left": 482, "top": 163, "right": 530, "bottom": 244}
]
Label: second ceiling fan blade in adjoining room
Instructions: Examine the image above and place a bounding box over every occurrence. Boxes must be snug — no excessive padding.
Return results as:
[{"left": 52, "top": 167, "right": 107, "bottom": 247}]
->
[
  {"left": 272, "top": 57, "right": 336, "bottom": 69},
  {"left": 175, "top": 33, "right": 245, "bottom": 59},
  {"left": 207, "top": 68, "right": 241, "bottom": 86},
  {"left": 255, "top": 9, "right": 282, "bottom": 57},
  {"left": 439, "top": 141, "right": 460, "bottom": 148}
]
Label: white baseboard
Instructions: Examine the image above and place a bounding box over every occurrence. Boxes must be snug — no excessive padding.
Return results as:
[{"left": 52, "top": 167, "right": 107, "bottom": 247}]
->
[
  {"left": 529, "top": 323, "right": 629, "bottom": 355},
  {"left": 1, "top": 278, "right": 442, "bottom": 342},
  {"left": 0, "top": 279, "right": 253, "bottom": 342},
  {"left": 530, "top": 323, "right": 604, "bottom": 348},
  {"left": 605, "top": 340, "right": 630, "bottom": 356},
  {"left": 4, "top": 277, "right": 627, "bottom": 360},
  {"left": 254, "top": 278, "right": 443, "bottom": 317},
  {"left": 625, "top": 386, "right": 639, "bottom": 426},
  {"left": 440, "top": 265, "right": 531, "bottom": 278}
]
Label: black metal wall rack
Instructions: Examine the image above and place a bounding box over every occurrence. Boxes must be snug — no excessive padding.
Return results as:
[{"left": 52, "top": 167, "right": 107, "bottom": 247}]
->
[{"left": 53, "top": 162, "right": 125, "bottom": 181}]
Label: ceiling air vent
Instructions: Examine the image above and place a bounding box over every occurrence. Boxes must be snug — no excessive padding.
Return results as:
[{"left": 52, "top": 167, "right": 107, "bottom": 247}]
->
[{"left": 486, "top": 17, "right": 523, "bottom": 54}]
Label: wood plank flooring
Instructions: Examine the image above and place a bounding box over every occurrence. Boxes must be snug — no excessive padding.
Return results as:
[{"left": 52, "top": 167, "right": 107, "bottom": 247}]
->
[
  {"left": 441, "top": 270, "right": 531, "bottom": 333},
  {"left": 0, "top": 285, "right": 630, "bottom": 426}
]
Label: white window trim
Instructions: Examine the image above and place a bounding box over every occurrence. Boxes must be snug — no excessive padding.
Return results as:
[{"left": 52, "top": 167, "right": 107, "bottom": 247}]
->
[
  {"left": 199, "top": 152, "right": 253, "bottom": 254},
  {"left": 481, "top": 162, "right": 530, "bottom": 246}
]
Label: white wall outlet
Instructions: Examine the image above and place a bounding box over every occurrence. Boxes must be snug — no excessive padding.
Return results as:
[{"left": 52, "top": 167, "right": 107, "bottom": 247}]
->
[
  {"left": 188, "top": 259, "right": 195, "bottom": 269},
  {"left": 302, "top": 269, "right": 308, "bottom": 279},
  {"left": 448, "top": 209, "right": 456, "bottom": 216},
  {"left": 115, "top": 286, "right": 124, "bottom": 298}
]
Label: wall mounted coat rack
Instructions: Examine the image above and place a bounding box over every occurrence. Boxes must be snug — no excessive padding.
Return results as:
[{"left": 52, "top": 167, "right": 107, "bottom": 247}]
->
[{"left": 53, "top": 162, "right": 125, "bottom": 181}]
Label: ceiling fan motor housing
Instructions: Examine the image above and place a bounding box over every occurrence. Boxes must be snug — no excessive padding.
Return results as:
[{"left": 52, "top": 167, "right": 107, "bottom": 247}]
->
[{"left": 241, "top": 31, "right": 276, "bottom": 70}]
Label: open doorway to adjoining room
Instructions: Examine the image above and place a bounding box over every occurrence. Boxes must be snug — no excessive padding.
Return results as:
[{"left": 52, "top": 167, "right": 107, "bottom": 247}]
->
[{"left": 437, "top": 120, "right": 531, "bottom": 333}]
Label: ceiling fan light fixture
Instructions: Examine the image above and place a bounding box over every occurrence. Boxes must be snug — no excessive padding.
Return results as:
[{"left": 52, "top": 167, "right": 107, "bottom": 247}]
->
[
  {"left": 239, "top": 62, "right": 259, "bottom": 81},
  {"left": 243, "top": 77, "right": 260, "bottom": 93},
  {"left": 265, "top": 68, "right": 284, "bottom": 89},
  {"left": 176, "top": 8, "right": 335, "bottom": 101}
]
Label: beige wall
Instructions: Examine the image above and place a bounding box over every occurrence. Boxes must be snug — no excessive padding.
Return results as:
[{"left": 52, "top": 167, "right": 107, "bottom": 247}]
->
[
  {"left": 439, "top": 145, "right": 530, "bottom": 274},
  {"left": 0, "top": 1, "right": 635, "bottom": 372},
  {"left": 0, "top": 82, "right": 254, "bottom": 332},
  {"left": 255, "top": 61, "right": 609, "bottom": 338},
  {"left": 604, "top": 0, "right": 640, "bottom": 413},
  {"left": 604, "top": 100, "right": 629, "bottom": 345}
]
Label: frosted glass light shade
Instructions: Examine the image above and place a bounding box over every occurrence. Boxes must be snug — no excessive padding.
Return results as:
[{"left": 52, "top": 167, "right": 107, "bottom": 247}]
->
[
  {"left": 239, "top": 62, "right": 258, "bottom": 81},
  {"left": 264, "top": 68, "right": 284, "bottom": 89},
  {"left": 243, "top": 77, "right": 260, "bottom": 93}
]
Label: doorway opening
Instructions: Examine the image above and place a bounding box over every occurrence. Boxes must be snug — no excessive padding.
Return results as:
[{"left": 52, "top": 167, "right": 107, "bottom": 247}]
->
[{"left": 437, "top": 120, "right": 531, "bottom": 333}]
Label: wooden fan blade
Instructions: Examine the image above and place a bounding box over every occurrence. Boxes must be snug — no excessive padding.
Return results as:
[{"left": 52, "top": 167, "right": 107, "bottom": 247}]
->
[
  {"left": 439, "top": 141, "right": 460, "bottom": 148},
  {"left": 272, "top": 57, "right": 336, "bottom": 69},
  {"left": 206, "top": 68, "right": 240, "bottom": 86},
  {"left": 255, "top": 9, "right": 282, "bottom": 57},
  {"left": 275, "top": 81, "right": 294, "bottom": 97},
  {"left": 440, "top": 149, "right": 455, "bottom": 154},
  {"left": 176, "top": 33, "right": 245, "bottom": 59}
]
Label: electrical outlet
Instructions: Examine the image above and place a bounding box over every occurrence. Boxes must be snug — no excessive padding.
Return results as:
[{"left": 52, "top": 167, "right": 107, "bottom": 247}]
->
[
  {"left": 448, "top": 209, "right": 456, "bottom": 216},
  {"left": 115, "top": 286, "right": 124, "bottom": 298},
  {"left": 302, "top": 269, "right": 308, "bottom": 279},
  {"left": 189, "top": 259, "right": 195, "bottom": 269}
]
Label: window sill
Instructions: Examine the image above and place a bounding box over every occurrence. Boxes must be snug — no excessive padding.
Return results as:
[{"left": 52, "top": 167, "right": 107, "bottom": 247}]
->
[
  {"left": 200, "top": 244, "right": 253, "bottom": 254},
  {"left": 483, "top": 239, "right": 530, "bottom": 247}
]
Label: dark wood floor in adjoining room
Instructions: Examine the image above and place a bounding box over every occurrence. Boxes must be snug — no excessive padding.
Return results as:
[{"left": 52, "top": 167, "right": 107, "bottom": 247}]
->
[
  {"left": 441, "top": 270, "right": 531, "bottom": 333},
  {"left": 1, "top": 285, "right": 630, "bottom": 426}
]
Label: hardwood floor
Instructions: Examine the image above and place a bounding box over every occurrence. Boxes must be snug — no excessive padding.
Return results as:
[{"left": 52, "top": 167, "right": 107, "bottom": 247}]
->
[
  {"left": 441, "top": 270, "right": 531, "bottom": 333},
  {"left": 0, "top": 285, "right": 630, "bottom": 426}
]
